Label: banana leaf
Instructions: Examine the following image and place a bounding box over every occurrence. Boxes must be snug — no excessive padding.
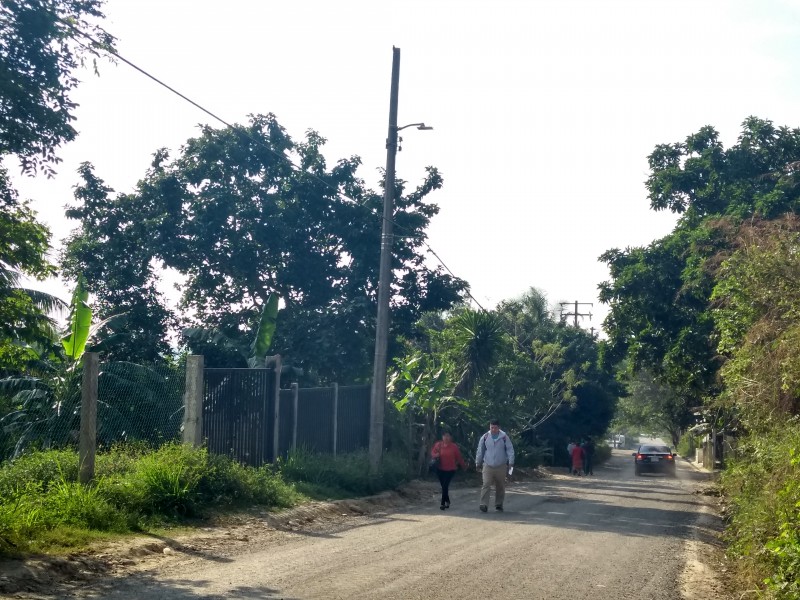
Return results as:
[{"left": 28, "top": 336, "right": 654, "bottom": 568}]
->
[
  {"left": 248, "top": 294, "right": 279, "bottom": 368},
  {"left": 61, "top": 274, "right": 92, "bottom": 361}
]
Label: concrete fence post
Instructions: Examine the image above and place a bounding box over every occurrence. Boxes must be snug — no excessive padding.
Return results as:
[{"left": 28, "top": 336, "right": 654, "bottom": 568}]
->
[
  {"left": 291, "top": 382, "right": 299, "bottom": 452},
  {"left": 182, "top": 355, "right": 204, "bottom": 447},
  {"left": 79, "top": 352, "right": 99, "bottom": 484},
  {"left": 272, "top": 355, "right": 282, "bottom": 462},
  {"left": 332, "top": 382, "right": 339, "bottom": 456}
]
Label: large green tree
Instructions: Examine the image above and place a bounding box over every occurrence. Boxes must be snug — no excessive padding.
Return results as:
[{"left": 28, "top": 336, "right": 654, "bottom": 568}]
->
[
  {"left": 61, "top": 162, "right": 176, "bottom": 362},
  {"left": 0, "top": 0, "right": 112, "bottom": 373},
  {"left": 600, "top": 117, "right": 800, "bottom": 434},
  {"left": 63, "top": 115, "right": 467, "bottom": 380},
  {"left": 1, "top": 0, "right": 114, "bottom": 175}
]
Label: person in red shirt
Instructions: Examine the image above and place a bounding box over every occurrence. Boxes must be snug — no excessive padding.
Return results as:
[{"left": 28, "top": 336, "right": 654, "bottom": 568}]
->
[
  {"left": 571, "top": 441, "right": 585, "bottom": 476},
  {"left": 431, "top": 431, "right": 467, "bottom": 510}
]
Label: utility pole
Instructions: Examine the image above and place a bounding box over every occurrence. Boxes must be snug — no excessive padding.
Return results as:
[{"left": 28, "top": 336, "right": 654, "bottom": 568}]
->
[
  {"left": 369, "top": 47, "right": 401, "bottom": 473},
  {"left": 559, "top": 300, "right": 593, "bottom": 327}
]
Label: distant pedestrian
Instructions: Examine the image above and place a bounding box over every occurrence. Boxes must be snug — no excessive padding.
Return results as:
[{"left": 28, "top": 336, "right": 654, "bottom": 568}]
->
[
  {"left": 566, "top": 440, "right": 576, "bottom": 473},
  {"left": 476, "top": 419, "right": 515, "bottom": 512},
  {"left": 571, "top": 442, "right": 585, "bottom": 476},
  {"left": 430, "top": 431, "right": 467, "bottom": 510},
  {"left": 582, "top": 439, "right": 595, "bottom": 476}
]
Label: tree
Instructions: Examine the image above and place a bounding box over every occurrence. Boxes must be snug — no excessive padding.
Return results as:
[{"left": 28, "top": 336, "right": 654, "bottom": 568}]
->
[
  {"left": 62, "top": 115, "right": 467, "bottom": 381},
  {"left": 711, "top": 215, "right": 800, "bottom": 430},
  {"left": 0, "top": 166, "right": 61, "bottom": 373},
  {"left": 613, "top": 368, "right": 688, "bottom": 446},
  {"left": 388, "top": 290, "right": 619, "bottom": 468},
  {"left": 61, "top": 162, "right": 176, "bottom": 363},
  {"left": 1, "top": 0, "right": 114, "bottom": 175},
  {"left": 0, "top": 0, "right": 113, "bottom": 372},
  {"left": 599, "top": 117, "right": 800, "bottom": 431}
]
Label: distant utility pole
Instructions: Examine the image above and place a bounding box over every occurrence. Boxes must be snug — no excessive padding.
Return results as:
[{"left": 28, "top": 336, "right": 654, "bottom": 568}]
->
[
  {"left": 369, "top": 47, "right": 401, "bottom": 474},
  {"left": 559, "top": 300, "right": 593, "bottom": 327}
]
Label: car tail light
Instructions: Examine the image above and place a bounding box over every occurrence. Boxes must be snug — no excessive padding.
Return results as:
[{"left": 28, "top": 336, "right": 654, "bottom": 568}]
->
[
  {"left": 636, "top": 454, "right": 645, "bottom": 460},
  {"left": 665, "top": 454, "right": 674, "bottom": 460}
]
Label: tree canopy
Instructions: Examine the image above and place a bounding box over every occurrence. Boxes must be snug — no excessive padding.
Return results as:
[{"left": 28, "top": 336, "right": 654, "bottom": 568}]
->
[
  {"left": 600, "top": 117, "right": 800, "bottom": 436},
  {"left": 0, "top": 0, "right": 114, "bottom": 175},
  {"left": 62, "top": 114, "right": 467, "bottom": 380},
  {"left": 0, "top": 0, "right": 112, "bottom": 374}
]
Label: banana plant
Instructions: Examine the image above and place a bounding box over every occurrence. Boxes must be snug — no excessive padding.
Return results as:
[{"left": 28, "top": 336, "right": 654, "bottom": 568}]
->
[
  {"left": 247, "top": 294, "right": 279, "bottom": 368},
  {"left": 183, "top": 294, "right": 296, "bottom": 373},
  {"left": 60, "top": 274, "right": 124, "bottom": 363},
  {"left": 388, "top": 352, "right": 466, "bottom": 474},
  {"left": 0, "top": 274, "right": 125, "bottom": 458}
]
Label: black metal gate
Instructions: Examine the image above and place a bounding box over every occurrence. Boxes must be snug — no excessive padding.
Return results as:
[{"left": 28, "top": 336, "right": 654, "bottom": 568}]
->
[
  {"left": 202, "top": 369, "right": 370, "bottom": 466},
  {"left": 203, "top": 368, "right": 276, "bottom": 466}
]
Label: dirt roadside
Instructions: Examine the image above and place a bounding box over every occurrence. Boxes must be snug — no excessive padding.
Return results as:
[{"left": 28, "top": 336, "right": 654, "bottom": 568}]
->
[{"left": 0, "top": 475, "right": 485, "bottom": 598}]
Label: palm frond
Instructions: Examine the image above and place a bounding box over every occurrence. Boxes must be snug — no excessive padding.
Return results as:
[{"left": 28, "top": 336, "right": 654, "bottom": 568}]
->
[{"left": 16, "top": 289, "right": 69, "bottom": 315}]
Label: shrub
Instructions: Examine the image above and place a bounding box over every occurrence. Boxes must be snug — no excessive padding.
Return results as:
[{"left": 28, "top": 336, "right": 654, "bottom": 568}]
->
[
  {"left": 721, "top": 423, "right": 800, "bottom": 598},
  {"left": 128, "top": 443, "right": 210, "bottom": 517},
  {"left": 514, "top": 442, "right": 553, "bottom": 468},
  {"left": 0, "top": 450, "right": 78, "bottom": 498},
  {"left": 677, "top": 432, "right": 698, "bottom": 458}
]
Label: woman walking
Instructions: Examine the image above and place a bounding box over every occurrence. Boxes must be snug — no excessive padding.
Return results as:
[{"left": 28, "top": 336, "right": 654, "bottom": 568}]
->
[{"left": 431, "top": 431, "right": 467, "bottom": 510}]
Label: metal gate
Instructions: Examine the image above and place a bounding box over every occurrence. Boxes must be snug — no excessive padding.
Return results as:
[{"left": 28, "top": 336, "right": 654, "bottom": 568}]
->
[
  {"left": 203, "top": 368, "right": 276, "bottom": 466},
  {"left": 202, "top": 368, "right": 370, "bottom": 466}
]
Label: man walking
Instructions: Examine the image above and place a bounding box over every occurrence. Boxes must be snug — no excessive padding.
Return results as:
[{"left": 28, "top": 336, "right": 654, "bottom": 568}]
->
[
  {"left": 476, "top": 419, "right": 515, "bottom": 512},
  {"left": 582, "top": 438, "right": 595, "bottom": 476}
]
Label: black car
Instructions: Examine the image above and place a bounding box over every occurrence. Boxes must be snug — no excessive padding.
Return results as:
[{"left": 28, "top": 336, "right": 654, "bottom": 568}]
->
[{"left": 633, "top": 444, "right": 677, "bottom": 476}]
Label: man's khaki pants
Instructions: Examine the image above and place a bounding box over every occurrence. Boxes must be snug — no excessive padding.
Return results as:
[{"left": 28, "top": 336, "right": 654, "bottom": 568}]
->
[{"left": 480, "top": 464, "right": 507, "bottom": 507}]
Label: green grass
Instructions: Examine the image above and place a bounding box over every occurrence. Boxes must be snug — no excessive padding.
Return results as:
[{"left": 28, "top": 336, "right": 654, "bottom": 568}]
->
[
  {"left": 721, "top": 422, "right": 800, "bottom": 599},
  {"left": 0, "top": 443, "right": 301, "bottom": 556},
  {"left": 0, "top": 444, "right": 410, "bottom": 557},
  {"left": 280, "top": 448, "right": 408, "bottom": 498}
]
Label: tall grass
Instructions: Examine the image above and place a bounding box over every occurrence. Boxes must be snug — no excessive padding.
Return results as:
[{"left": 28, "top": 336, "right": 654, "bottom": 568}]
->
[
  {"left": 0, "top": 445, "right": 412, "bottom": 557},
  {"left": 0, "top": 443, "right": 300, "bottom": 556},
  {"left": 721, "top": 422, "right": 800, "bottom": 599},
  {"left": 280, "top": 448, "right": 408, "bottom": 499}
]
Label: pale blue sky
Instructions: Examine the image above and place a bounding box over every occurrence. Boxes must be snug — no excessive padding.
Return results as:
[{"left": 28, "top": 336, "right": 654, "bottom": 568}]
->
[{"left": 13, "top": 0, "right": 800, "bottom": 332}]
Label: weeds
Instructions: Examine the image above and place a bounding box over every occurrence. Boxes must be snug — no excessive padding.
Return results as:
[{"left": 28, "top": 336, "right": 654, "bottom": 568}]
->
[
  {"left": 0, "top": 443, "right": 301, "bottom": 556},
  {"left": 280, "top": 448, "right": 407, "bottom": 498},
  {"left": 721, "top": 422, "right": 800, "bottom": 599},
  {"left": 0, "top": 444, "right": 408, "bottom": 557}
]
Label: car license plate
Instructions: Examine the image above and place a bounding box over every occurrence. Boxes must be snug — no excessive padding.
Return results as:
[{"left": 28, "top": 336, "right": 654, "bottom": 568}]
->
[{"left": 650, "top": 457, "right": 659, "bottom": 462}]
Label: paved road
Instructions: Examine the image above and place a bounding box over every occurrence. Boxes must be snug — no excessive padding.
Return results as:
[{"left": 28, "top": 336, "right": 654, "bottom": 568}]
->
[{"left": 61, "top": 446, "right": 718, "bottom": 600}]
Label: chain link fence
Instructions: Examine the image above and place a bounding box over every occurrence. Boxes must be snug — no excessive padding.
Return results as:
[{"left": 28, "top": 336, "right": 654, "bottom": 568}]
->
[{"left": 0, "top": 361, "right": 185, "bottom": 461}]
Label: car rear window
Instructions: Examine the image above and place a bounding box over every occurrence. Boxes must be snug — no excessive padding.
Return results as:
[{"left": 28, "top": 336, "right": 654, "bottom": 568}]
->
[{"left": 641, "top": 446, "right": 671, "bottom": 453}]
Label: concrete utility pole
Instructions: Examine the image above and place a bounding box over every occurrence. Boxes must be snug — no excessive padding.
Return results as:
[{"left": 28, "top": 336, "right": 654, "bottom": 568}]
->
[
  {"left": 559, "top": 300, "right": 593, "bottom": 327},
  {"left": 369, "top": 46, "right": 401, "bottom": 473}
]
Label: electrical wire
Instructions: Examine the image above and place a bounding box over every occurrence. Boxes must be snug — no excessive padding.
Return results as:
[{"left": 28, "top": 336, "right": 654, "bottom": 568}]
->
[{"left": 63, "top": 20, "right": 487, "bottom": 311}]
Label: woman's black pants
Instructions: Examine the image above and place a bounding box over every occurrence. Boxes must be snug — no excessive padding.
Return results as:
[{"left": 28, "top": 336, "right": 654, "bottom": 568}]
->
[{"left": 437, "top": 469, "right": 456, "bottom": 504}]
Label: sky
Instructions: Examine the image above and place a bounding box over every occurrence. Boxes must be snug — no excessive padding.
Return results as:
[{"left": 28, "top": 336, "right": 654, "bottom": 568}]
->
[{"left": 12, "top": 0, "right": 800, "bottom": 334}]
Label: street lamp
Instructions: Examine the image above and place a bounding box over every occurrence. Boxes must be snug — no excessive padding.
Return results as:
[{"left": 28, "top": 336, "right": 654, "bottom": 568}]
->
[{"left": 369, "top": 47, "right": 433, "bottom": 473}]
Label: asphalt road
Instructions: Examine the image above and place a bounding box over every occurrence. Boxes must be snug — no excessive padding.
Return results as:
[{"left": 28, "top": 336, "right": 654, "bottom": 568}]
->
[{"left": 52, "top": 445, "right": 720, "bottom": 600}]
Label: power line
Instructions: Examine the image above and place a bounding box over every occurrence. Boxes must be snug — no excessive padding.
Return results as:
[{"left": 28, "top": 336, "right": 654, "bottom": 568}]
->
[{"left": 64, "top": 20, "right": 487, "bottom": 311}]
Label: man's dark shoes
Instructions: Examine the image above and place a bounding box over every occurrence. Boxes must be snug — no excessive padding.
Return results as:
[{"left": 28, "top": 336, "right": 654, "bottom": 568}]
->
[
  {"left": 479, "top": 504, "right": 488, "bottom": 513},
  {"left": 444, "top": 501, "right": 450, "bottom": 509},
  {"left": 440, "top": 503, "right": 446, "bottom": 510},
  {"left": 495, "top": 505, "right": 503, "bottom": 511}
]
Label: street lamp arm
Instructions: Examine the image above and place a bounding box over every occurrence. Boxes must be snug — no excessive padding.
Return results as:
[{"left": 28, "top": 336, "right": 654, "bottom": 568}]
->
[{"left": 396, "top": 122, "right": 433, "bottom": 131}]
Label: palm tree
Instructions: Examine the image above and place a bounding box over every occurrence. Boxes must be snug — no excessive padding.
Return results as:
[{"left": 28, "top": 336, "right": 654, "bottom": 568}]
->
[{"left": 450, "top": 309, "right": 506, "bottom": 398}]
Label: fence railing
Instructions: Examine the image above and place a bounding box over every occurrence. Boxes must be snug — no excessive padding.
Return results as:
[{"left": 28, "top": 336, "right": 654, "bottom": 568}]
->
[
  {"left": 0, "top": 354, "right": 185, "bottom": 468},
  {"left": 1, "top": 354, "right": 370, "bottom": 478},
  {"left": 184, "top": 356, "right": 371, "bottom": 467}
]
